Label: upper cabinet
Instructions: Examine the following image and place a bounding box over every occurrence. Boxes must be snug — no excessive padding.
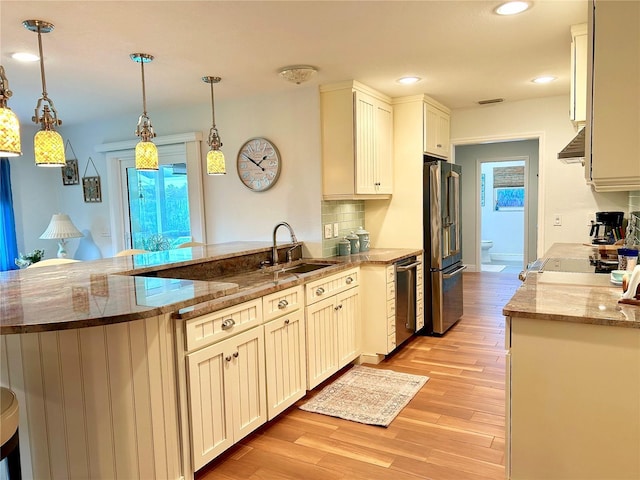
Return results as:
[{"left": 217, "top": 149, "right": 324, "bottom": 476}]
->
[
  {"left": 321, "top": 81, "right": 393, "bottom": 200},
  {"left": 423, "top": 97, "right": 451, "bottom": 159},
  {"left": 585, "top": 0, "right": 640, "bottom": 191},
  {"left": 570, "top": 23, "right": 588, "bottom": 127}
]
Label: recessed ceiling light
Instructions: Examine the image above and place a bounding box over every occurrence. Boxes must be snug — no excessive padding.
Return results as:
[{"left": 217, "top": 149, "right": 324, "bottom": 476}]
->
[
  {"left": 397, "top": 76, "right": 421, "bottom": 85},
  {"left": 532, "top": 75, "right": 557, "bottom": 84},
  {"left": 495, "top": 1, "right": 531, "bottom": 15},
  {"left": 12, "top": 52, "right": 39, "bottom": 62}
]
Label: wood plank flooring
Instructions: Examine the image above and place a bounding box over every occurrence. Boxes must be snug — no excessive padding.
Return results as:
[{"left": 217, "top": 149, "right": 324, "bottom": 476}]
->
[{"left": 197, "top": 271, "right": 521, "bottom": 480}]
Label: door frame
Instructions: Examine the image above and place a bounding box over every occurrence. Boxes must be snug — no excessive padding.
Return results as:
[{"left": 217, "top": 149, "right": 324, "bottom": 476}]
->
[
  {"left": 97, "top": 132, "right": 206, "bottom": 255},
  {"left": 451, "top": 132, "right": 544, "bottom": 270}
]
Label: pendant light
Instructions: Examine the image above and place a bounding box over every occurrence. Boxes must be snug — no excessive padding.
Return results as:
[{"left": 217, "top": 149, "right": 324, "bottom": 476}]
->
[
  {"left": 202, "top": 76, "right": 225, "bottom": 175},
  {"left": 131, "top": 53, "right": 158, "bottom": 171},
  {"left": 0, "top": 65, "right": 21, "bottom": 157},
  {"left": 24, "top": 20, "right": 64, "bottom": 167}
]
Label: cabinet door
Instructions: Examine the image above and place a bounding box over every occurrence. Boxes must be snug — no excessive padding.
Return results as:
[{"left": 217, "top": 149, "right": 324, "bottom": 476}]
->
[
  {"left": 336, "top": 287, "right": 361, "bottom": 366},
  {"left": 354, "top": 91, "right": 378, "bottom": 195},
  {"left": 375, "top": 101, "right": 394, "bottom": 194},
  {"left": 230, "top": 327, "right": 267, "bottom": 443},
  {"left": 305, "top": 296, "right": 339, "bottom": 389},
  {"left": 187, "top": 340, "right": 234, "bottom": 470},
  {"left": 264, "top": 310, "right": 307, "bottom": 420},
  {"left": 424, "top": 103, "right": 450, "bottom": 158}
]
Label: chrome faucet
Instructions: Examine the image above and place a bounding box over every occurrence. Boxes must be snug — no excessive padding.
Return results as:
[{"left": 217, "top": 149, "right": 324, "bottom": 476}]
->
[{"left": 272, "top": 221, "right": 297, "bottom": 266}]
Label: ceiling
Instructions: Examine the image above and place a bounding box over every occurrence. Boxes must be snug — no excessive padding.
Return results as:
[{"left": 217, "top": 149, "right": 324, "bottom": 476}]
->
[{"left": 1, "top": 0, "right": 588, "bottom": 127}]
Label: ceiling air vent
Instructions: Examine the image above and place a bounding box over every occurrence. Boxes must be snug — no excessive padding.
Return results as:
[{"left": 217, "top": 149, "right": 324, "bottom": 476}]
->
[{"left": 478, "top": 98, "right": 504, "bottom": 105}]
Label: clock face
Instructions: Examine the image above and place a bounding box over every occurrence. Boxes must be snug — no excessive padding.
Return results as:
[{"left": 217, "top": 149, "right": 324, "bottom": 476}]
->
[{"left": 237, "top": 137, "right": 281, "bottom": 192}]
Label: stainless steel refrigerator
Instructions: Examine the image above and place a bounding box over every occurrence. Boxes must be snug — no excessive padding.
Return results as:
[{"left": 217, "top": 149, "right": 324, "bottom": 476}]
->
[{"left": 420, "top": 156, "right": 465, "bottom": 335}]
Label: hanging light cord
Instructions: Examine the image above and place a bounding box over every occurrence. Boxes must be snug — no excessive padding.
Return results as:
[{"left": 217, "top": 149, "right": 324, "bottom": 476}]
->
[
  {"left": 134, "top": 55, "right": 156, "bottom": 143},
  {"left": 31, "top": 21, "right": 62, "bottom": 130},
  {"left": 205, "top": 77, "right": 222, "bottom": 150}
]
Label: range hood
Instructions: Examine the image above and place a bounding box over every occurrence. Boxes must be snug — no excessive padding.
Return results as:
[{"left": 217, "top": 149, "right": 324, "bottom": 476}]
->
[{"left": 557, "top": 127, "right": 585, "bottom": 163}]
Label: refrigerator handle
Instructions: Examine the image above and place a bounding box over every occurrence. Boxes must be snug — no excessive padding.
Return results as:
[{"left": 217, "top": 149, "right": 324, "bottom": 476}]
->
[{"left": 443, "top": 265, "right": 467, "bottom": 279}]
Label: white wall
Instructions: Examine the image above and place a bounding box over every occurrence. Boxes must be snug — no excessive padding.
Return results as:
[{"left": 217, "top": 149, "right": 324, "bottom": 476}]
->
[
  {"left": 451, "top": 95, "right": 629, "bottom": 256},
  {"left": 9, "top": 87, "right": 323, "bottom": 259}
]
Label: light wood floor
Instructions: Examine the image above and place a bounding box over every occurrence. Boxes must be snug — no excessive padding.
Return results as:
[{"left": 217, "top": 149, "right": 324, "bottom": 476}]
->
[{"left": 197, "top": 271, "right": 521, "bottom": 480}]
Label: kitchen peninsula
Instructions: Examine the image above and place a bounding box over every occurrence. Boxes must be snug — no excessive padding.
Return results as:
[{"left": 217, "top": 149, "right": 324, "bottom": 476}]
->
[
  {"left": 0, "top": 242, "right": 421, "bottom": 479},
  {"left": 503, "top": 243, "right": 640, "bottom": 479}
]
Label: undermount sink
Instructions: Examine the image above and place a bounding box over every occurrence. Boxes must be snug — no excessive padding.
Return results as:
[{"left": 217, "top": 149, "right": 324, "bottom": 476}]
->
[{"left": 279, "top": 263, "right": 332, "bottom": 274}]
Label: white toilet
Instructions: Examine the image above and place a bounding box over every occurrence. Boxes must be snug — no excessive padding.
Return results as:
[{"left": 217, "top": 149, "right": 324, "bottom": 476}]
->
[{"left": 481, "top": 240, "right": 493, "bottom": 263}]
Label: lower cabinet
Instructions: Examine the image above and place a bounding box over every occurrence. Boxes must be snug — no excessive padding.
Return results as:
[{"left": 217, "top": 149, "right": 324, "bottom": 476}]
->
[
  {"left": 305, "top": 268, "right": 361, "bottom": 389},
  {"left": 264, "top": 308, "right": 307, "bottom": 420},
  {"left": 186, "top": 326, "right": 266, "bottom": 470}
]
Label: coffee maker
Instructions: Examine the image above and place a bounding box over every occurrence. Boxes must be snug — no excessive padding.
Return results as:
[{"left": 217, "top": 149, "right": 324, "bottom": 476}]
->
[{"left": 590, "top": 211, "right": 625, "bottom": 244}]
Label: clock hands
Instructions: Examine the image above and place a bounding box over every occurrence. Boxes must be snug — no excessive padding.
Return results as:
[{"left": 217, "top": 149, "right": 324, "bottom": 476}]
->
[
  {"left": 256, "top": 155, "right": 268, "bottom": 166},
  {"left": 242, "top": 153, "right": 265, "bottom": 171}
]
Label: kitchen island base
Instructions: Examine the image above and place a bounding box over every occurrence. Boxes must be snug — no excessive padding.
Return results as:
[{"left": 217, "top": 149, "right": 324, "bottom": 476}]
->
[
  {"left": 0, "top": 314, "right": 182, "bottom": 480},
  {"left": 506, "top": 315, "right": 640, "bottom": 479}
]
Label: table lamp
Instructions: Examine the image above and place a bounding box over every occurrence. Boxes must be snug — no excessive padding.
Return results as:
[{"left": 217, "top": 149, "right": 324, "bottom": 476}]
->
[{"left": 39, "top": 213, "right": 84, "bottom": 258}]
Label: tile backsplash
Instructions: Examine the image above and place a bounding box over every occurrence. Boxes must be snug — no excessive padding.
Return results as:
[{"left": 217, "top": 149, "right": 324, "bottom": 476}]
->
[{"left": 321, "top": 200, "right": 365, "bottom": 257}]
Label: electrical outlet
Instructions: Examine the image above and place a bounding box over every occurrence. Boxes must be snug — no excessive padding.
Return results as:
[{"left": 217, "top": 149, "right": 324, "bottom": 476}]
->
[
  {"left": 324, "top": 224, "right": 333, "bottom": 239},
  {"left": 333, "top": 223, "right": 339, "bottom": 238},
  {"left": 553, "top": 214, "right": 562, "bottom": 226}
]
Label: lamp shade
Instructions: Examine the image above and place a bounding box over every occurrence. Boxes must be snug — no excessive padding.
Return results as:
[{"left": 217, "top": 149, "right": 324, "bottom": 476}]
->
[
  {"left": 135, "top": 140, "right": 158, "bottom": 170},
  {"left": 0, "top": 107, "right": 21, "bottom": 156},
  {"left": 34, "top": 129, "right": 65, "bottom": 166},
  {"left": 40, "top": 214, "right": 83, "bottom": 240},
  {"left": 207, "top": 149, "right": 226, "bottom": 175}
]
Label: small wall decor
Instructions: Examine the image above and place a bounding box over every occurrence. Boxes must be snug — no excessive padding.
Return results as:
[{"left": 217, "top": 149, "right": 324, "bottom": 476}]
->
[
  {"left": 82, "top": 156, "right": 102, "bottom": 203},
  {"left": 61, "top": 139, "right": 80, "bottom": 185}
]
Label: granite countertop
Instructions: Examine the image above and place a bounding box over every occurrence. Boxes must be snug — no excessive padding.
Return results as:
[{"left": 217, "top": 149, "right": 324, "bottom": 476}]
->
[
  {"left": 0, "top": 242, "right": 421, "bottom": 334},
  {"left": 503, "top": 243, "right": 640, "bottom": 328}
]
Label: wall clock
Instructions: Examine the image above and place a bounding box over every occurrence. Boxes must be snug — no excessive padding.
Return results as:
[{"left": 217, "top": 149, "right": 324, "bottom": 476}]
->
[{"left": 237, "top": 137, "right": 281, "bottom": 192}]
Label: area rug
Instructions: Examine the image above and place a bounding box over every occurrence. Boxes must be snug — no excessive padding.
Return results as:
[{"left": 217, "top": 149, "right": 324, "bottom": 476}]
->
[
  {"left": 300, "top": 365, "right": 429, "bottom": 427},
  {"left": 481, "top": 264, "right": 506, "bottom": 272}
]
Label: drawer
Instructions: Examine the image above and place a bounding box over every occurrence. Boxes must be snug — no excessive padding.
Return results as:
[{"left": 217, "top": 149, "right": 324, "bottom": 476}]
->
[
  {"left": 262, "top": 285, "right": 303, "bottom": 322},
  {"left": 387, "top": 333, "right": 396, "bottom": 353},
  {"left": 386, "top": 298, "right": 396, "bottom": 318},
  {"left": 416, "top": 264, "right": 423, "bottom": 285},
  {"left": 386, "top": 265, "right": 395, "bottom": 283},
  {"left": 417, "top": 299, "right": 424, "bottom": 317},
  {"left": 306, "top": 267, "right": 359, "bottom": 305},
  {"left": 185, "top": 298, "right": 263, "bottom": 352},
  {"left": 417, "top": 284, "right": 423, "bottom": 301},
  {"left": 386, "top": 281, "right": 396, "bottom": 299},
  {"left": 387, "top": 315, "right": 395, "bottom": 333},
  {"left": 416, "top": 314, "right": 424, "bottom": 330}
]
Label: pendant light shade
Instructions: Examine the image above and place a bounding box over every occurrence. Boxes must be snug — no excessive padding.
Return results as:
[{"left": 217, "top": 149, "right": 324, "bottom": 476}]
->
[
  {"left": 131, "top": 53, "right": 158, "bottom": 171},
  {"left": 24, "top": 20, "right": 65, "bottom": 167},
  {"left": 202, "top": 76, "right": 225, "bottom": 175},
  {"left": 0, "top": 65, "right": 22, "bottom": 157}
]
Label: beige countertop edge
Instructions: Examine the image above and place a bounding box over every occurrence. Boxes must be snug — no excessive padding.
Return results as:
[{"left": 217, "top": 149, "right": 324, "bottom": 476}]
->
[{"left": 1, "top": 247, "right": 422, "bottom": 333}]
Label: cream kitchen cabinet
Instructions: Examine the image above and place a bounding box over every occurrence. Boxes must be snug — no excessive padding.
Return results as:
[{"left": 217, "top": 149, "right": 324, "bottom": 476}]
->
[
  {"left": 305, "top": 267, "right": 361, "bottom": 389},
  {"left": 585, "top": 0, "right": 640, "bottom": 191},
  {"left": 570, "top": 23, "right": 587, "bottom": 126},
  {"left": 320, "top": 81, "right": 393, "bottom": 199},
  {"left": 423, "top": 98, "right": 450, "bottom": 159},
  {"left": 178, "top": 299, "right": 266, "bottom": 472},
  {"left": 263, "top": 286, "right": 307, "bottom": 420}
]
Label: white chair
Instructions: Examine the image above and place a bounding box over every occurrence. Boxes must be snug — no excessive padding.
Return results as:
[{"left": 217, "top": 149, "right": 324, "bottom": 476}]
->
[
  {"left": 115, "top": 249, "right": 150, "bottom": 257},
  {"left": 27, "top": 258, "right": 81, "bottom": 268}
]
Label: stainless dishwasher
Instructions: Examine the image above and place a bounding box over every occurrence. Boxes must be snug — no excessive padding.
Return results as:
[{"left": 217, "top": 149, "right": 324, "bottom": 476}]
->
[{"left": 395, "top": 256, "right": 420, "bottom": 347}]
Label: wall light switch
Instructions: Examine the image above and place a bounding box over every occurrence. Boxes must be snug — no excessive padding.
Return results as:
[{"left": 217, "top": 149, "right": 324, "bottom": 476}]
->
[
  {"left": 333, "top": 223, "right": 339, "bottom": 237},
  {"left": 553, "top": 214, "right": 562, "bottom": 226},
  {"left": 324, "top": 224, "right": 333, "bottom": 239}
]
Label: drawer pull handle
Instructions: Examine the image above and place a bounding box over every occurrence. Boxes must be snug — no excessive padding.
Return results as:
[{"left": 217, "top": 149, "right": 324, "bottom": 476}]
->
[
  {"left": 221, "top": 318, "right": 235, "bottom": 330},
  {"left": 278, "top": 299, "right": 289, "bottom": 309},
  {"left": 225, "top": 355, "right": 232, "bottom": 362},
  {"left": 284, "top": 319, "right": 290, "bottom": 325},
  {"left": 335, "top": 304, "right": 343, "bottom": 311},
  {"left": 316, "top": 287, "right": 325, "bottom": 296},
  {"left": 346, "top": 277, "right": 353, "bottom": 284},
  {"left": 233, "top": 351, "right": 239, "bottom": 358}
]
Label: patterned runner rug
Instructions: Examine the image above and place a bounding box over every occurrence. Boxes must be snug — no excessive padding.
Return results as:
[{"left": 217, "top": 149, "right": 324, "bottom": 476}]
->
[{"left": 300, "top": 365, "right": 429, "bottom": 427}]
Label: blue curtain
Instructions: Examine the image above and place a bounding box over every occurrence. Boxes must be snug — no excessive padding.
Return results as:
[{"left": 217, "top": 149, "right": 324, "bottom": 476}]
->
[{"left": 0, "top": 158, "right": 19, "bottom": 271}]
